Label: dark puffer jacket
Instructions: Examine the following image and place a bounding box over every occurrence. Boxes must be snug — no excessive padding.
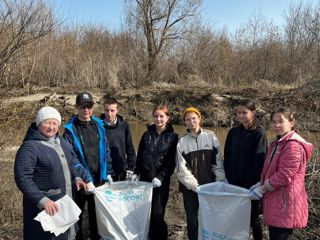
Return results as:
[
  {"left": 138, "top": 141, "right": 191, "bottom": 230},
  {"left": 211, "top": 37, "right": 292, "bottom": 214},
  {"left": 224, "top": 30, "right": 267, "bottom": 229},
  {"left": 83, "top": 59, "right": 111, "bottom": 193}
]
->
[
  {"left": 14, "top": 123, "right": 90, "bottom": 240},
  {"left": 134, "top": 123, "right": 178, "bottom": 182}
]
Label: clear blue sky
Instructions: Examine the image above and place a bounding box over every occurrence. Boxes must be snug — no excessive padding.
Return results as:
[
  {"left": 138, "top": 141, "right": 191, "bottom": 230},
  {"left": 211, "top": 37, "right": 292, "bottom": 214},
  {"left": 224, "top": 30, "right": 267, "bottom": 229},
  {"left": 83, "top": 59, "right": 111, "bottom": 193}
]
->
[{"left": 52, "top": 0, "right": 317, "bottom": 33}]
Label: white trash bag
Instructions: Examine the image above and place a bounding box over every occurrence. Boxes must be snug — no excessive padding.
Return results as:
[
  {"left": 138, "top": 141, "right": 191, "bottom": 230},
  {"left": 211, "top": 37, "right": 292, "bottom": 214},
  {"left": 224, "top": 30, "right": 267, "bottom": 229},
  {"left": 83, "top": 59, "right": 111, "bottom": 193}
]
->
[
  {"left": 94, "top": 181, "right": 153, "bottom": 240},
  {"left": 197, "top": 182, "right": 251, "bottom": 240}
]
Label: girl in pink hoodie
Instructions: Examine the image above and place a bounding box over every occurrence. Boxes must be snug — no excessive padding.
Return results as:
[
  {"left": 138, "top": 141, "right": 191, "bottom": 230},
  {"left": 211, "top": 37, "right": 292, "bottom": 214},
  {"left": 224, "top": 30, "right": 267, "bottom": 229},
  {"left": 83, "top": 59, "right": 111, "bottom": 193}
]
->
[{"left": 250, "top": 108, "right": 313, "bottom": 240}]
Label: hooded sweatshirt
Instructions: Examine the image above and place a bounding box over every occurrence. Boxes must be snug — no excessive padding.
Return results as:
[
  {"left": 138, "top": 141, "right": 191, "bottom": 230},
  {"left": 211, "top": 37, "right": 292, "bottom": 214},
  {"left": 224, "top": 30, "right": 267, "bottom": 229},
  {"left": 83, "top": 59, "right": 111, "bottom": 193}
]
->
[{"left": 100, "top": 114, "right": 136, "bottom": 174}]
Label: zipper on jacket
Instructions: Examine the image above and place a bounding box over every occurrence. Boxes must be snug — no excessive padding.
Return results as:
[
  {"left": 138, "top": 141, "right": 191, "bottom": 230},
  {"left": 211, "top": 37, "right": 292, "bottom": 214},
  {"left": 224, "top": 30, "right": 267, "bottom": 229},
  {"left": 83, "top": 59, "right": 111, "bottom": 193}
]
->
[
  {"left": 269, "top": 143, "right": 278, "bottom": 165},
  {"left": 195, "top": 135, "right": 200, "bottom": 172},
  {"left": 152, "top": 134, "right": 160, "bottom": 178},
  {"left": 281, "top": 187, "right": 287, "bottom": 208},
  {"left": 196, "top": 135, "right": 199, "bottom": 151}
]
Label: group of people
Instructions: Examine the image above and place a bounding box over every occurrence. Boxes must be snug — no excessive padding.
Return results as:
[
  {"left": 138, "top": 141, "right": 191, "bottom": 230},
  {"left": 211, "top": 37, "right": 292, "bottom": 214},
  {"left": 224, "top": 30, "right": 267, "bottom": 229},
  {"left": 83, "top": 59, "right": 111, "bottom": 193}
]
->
[{"left": 14, "top": 92, "right": 313, "bottom": 240}]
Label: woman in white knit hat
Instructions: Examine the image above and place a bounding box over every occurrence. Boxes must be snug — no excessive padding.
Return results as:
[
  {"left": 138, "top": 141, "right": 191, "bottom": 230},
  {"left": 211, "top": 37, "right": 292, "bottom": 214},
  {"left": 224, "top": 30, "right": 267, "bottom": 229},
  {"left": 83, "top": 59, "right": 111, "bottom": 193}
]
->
[{"left": 14, "top": 106, "right": 91, "bottom": 240}]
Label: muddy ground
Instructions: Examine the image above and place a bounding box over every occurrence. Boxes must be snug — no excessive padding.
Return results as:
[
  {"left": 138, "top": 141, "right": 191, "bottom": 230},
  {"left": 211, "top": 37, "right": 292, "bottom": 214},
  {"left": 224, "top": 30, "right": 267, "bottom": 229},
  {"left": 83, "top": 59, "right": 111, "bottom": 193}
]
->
[{"left": 0, "top": 82, "right": 319, "bottom": 239}]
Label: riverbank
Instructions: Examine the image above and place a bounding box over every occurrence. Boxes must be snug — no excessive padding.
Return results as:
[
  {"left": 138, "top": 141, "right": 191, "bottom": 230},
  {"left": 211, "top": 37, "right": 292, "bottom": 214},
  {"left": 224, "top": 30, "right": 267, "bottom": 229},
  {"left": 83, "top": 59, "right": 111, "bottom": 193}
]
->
[
  {"left": 1, "top": 80, "right": 319, "bottom": 147},
  {"left": 0, "top": 82, "right": 319, "bottom": 239}
]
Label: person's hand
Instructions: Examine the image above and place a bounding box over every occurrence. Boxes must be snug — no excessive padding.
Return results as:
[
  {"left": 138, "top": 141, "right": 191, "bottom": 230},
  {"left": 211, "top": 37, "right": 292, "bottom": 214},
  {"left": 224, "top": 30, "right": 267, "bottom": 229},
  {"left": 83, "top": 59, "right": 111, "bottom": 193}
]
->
[
  {"left": 152, "top": 177, "right": 161, "bottom": 187},
  {"left": 249, "top": 186, "right": 264, "bottom": 200},
  {"left": 126, "top": 170, "right": 139, "bottom": 182},
  {"left": 75, "top": 179, "right": 87, "bottom": 191},
  {"left": 126, "top": 170, "right": 134, "bottom": 180},
  {"left": 130, "top": 174, "right": 139, "bottom": 182},
  {"left": 44, "top": 200, "right": 59, "bottom": 216},
  {"left": 191, "top": 184, "right": 199, "bottom": 193},
  {"left": 85, "top": 182, "right": 96, "bottom": 194},
  {"left": 250, "top": 181, "right": 261, "bottom": 191},
  {"left": 107, "top": 175, "right": 113, "bottom": 184}
]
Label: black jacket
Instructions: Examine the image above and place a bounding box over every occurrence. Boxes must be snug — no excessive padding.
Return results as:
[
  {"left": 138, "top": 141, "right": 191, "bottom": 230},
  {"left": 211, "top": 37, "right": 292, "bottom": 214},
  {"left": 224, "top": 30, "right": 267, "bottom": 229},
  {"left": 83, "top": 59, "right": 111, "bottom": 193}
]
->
[
  {"left": 135, "top": 123, "right": 179, "bottom": 182},
  {"left": 101, "top": 114, "right": 136, "bottom": 174},
  {"left": 224, "top": 124, "right": 268, "bottom": 189}
]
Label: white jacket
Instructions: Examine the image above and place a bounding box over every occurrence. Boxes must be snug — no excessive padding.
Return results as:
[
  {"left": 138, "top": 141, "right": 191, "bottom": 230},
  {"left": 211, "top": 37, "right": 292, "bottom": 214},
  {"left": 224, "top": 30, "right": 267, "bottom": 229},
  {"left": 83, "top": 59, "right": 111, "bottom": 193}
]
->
[{"left": 176, "top": 129, "right": 225, "bottom": 191}]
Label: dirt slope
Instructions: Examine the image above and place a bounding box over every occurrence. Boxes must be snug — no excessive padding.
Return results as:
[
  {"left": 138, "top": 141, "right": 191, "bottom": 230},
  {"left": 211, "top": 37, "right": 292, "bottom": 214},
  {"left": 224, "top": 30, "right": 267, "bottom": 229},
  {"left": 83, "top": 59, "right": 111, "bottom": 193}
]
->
[{"left": 0, "top": 82, "right": 319, "bottom": 239}]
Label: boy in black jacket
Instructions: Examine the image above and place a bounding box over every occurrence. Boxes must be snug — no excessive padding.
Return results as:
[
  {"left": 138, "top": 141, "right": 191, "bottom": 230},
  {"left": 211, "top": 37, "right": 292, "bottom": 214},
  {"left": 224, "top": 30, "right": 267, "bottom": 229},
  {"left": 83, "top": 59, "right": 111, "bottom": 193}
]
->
[{"left": 101, "top": 96, "right": 136, "bottom": 181}]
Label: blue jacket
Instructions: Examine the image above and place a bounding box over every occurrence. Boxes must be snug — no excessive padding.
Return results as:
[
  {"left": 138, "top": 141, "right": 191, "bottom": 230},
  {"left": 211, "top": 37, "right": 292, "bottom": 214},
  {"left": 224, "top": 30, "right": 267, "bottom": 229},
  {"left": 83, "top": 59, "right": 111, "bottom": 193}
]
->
[
  {"left": 14, "top": 123, "right": 90, "bottom": 240},
  {"left": 64, "top": 115, "right": 112, "bottom": 183}
]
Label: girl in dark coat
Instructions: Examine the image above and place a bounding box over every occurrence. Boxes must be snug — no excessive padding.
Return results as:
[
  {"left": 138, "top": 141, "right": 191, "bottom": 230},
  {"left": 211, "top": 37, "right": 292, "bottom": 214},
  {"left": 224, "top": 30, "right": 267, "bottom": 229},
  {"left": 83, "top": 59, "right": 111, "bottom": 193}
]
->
[
  {"left": 14, "top": 107, "right": 90, "bottom": 240},
  {"left": 224, "top": 99, "right": 268, "bottom": 240},
  {"left": 134, "top": 104, "right": 178, "bottom": 240}
]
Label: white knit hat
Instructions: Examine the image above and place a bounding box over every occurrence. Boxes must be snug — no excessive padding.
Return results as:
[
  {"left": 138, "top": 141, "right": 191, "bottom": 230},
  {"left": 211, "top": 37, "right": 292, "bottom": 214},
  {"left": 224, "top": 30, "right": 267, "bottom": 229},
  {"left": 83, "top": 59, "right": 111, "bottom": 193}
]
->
[{"left": 36, "top": 106, "right": 61, "bottom": 127}]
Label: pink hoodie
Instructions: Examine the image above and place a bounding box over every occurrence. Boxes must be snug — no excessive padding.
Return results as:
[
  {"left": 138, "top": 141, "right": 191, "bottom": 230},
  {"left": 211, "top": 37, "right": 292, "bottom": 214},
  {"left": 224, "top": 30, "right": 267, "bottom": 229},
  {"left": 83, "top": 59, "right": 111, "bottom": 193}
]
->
[{"left": 261, "top": 131, "right": 313, "bottom": 228}]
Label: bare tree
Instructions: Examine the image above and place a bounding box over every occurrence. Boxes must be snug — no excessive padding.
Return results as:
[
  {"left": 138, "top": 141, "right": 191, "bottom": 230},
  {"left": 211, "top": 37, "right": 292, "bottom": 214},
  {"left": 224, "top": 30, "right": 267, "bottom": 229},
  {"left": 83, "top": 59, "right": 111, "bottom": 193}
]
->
[
  {"left": 0, "top": 0, "right": 55, "bottom": 87},
  {"left": 126, "top": 0, "right": 202, "bottom": 83},
  {"left": 284, "top": 2, "right": 320, "bottom": 82},
  {"left": 231, "top": 14, "right": 282, "bottom": 85}
]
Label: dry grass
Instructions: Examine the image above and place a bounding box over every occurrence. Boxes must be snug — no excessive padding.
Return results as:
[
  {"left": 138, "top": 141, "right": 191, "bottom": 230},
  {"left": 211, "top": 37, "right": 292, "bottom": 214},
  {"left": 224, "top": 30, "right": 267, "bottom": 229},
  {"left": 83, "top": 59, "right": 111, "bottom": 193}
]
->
[
  {"left": 0, "top": 161, "right": 22, "bottom": 240},
  {"left": 0, "top": 88, "right": 319, "bottom": 240},
  {"left": 295, "top": 141, "right": 320, "bottom": 239}
]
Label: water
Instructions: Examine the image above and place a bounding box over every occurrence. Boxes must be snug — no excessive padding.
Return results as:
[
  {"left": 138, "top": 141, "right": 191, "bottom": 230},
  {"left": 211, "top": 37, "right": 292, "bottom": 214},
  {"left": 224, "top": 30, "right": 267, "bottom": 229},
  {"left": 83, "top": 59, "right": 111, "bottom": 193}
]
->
[
  {"left": 128, "top": 121, "right": 319, "bottom": 153},
  {"left": 129, "top": 121, "right": 227, "bottom": 150}
]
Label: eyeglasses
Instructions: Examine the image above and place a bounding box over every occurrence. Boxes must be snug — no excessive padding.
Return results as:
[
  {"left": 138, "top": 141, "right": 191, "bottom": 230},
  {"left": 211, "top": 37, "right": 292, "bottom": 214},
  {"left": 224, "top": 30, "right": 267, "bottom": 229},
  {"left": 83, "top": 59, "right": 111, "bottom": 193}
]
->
[{"left": 79, "top": 105, "right": 93, "bottom": 110}]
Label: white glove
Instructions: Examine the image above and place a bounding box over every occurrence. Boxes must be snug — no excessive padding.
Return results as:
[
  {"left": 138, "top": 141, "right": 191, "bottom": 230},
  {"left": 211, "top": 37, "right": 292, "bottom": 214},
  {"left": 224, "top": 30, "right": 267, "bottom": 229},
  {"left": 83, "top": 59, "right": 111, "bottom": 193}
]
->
[
  {"left": 249, "top": 186, "right": 264, "bottom": 200},
  {"left": 152, "top": 177, "right": 161, "bottom": 188},
  {"left": 195, "top": 186, "right": 201, "bottom": 193},
  {"left": 86, "top": 182, "right": 96, "bottom": 194},
  {"left": 126, "top": 170, "right": 134, "bottom": 180},
  {"left": 191, "top": 184, "right": 199, "bottom": 192},
  {"left": 106, "top": 175, "right": 113, "bottom": 184},
  {"left": 126, "top": 170, "right": 139, "bottom": 182},
  {"left": 250, "top": 181, "right": 261, "bottom": 191},
  {"left": 130, "top": 174, "right": 139, "bottom": 182}
]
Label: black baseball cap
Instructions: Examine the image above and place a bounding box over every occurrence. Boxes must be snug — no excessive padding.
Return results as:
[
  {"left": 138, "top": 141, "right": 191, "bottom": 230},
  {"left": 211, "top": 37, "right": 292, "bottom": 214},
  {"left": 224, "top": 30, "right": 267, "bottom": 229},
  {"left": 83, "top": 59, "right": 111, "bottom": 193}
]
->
[{"left": 76, "top": 92, "right": 94, "bottom": 105}]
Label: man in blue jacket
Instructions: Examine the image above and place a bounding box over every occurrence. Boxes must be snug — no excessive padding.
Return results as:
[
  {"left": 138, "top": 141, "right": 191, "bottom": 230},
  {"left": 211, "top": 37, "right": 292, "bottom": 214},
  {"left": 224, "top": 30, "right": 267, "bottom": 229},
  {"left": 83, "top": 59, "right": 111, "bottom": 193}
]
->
[
  {"left": 101, "top": 96, "right": 136, "bottom": 181},
  {"left": 64, "top": 92, "right": 113, "bottom": 240}
]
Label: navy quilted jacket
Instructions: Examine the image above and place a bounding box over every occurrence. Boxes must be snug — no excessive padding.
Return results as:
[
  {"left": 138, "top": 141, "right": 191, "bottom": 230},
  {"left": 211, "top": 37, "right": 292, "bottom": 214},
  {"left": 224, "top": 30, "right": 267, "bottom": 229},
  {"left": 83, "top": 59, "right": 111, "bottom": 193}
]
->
[{"left": 14, "top": 123, "right": 90, "bottom": 240}]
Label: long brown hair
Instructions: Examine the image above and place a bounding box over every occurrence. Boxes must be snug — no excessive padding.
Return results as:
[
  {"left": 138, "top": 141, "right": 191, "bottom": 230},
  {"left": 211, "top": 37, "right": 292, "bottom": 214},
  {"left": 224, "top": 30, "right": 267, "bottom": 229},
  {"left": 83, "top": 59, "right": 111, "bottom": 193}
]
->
[{"left": 237, "top": 99, "right": 257, "bottom": 129}]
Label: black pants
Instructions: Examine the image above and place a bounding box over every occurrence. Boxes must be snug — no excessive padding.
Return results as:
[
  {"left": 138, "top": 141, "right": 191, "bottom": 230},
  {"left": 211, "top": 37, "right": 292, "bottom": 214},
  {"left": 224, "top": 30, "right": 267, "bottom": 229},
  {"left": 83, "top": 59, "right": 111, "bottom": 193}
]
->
[
  {"left": 269, "top": 226, "right": 293, "bottom": 240},
  {"left": 251, "top": 200, "right": 263, "bottom": 240},
  {"left": 75, "top": 188, "right": 100, "bottom": 240},
  {"left": 112, "top": 171, "right": 126, "bottom": 182},
  {"left": 180, "top": 184, "right": 199, "bottom": 240},
  {"left": 149, "top": 179, "right": 170, "bottom": 240}
]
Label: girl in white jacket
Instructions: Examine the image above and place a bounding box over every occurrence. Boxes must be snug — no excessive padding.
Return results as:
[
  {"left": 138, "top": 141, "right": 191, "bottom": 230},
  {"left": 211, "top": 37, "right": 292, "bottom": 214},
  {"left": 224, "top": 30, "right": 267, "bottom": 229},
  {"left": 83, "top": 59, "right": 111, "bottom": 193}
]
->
[{"left": 176, "top": 107, "right": 226, "bottom": 240}]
